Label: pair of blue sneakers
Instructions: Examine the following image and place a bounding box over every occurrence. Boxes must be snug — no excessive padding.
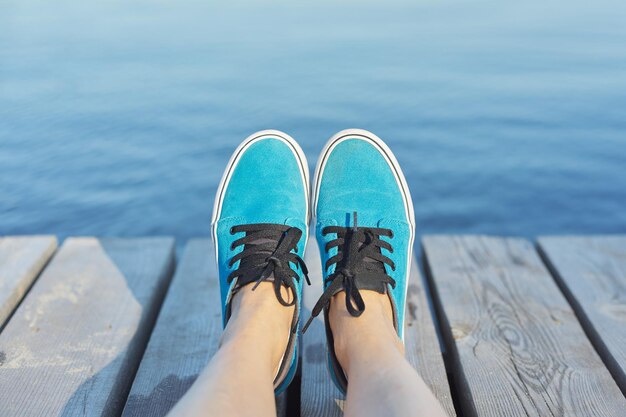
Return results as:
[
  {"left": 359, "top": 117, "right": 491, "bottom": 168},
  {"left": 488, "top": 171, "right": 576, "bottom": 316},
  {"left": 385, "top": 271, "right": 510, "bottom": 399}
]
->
[{"left": 211, "top": 129, "right": 415, "bottom": 395}]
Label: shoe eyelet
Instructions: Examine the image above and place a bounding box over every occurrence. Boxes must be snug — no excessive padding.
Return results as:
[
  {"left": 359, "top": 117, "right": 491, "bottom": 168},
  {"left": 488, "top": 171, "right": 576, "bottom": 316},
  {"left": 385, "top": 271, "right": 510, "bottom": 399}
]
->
[
  {"left": 389, "top": 231, "right": 394, "bottom": 238},
  {"left": 230, "top": 242, "right": 237, "bottom": 250},
  {"left": 230, "top": 227, "right": 236, "bottom": 235}
]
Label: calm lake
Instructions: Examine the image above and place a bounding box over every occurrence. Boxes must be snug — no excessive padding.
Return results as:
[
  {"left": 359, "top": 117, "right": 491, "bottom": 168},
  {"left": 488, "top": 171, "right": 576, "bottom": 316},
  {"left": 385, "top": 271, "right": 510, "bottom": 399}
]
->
[{"left": 1, "top": 0, "right": 626, "bottom": 243}]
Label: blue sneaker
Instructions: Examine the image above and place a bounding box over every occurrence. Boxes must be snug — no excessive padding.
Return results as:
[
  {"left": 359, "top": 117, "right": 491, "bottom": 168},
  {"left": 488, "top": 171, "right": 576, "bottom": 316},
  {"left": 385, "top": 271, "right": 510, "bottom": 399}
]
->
[
  {"left": 211, "top": 130, "right": 310, "bottom": 395},
  {"left": 303, "top": 129, "right": 415, "bottom": 394}
]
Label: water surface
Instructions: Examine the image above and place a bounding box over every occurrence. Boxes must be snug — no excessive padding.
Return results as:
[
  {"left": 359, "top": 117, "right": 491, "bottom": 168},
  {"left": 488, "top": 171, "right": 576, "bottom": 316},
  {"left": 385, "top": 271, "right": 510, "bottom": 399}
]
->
[{"left": 2, "top": 0, "right": 626, "bottom": 242}]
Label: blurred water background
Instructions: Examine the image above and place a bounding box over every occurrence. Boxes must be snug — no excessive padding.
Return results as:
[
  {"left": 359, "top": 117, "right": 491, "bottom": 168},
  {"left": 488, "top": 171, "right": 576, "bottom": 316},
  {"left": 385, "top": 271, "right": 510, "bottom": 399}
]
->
[{"left": 1, "top": 0, "right": 625, "bottom": 244}]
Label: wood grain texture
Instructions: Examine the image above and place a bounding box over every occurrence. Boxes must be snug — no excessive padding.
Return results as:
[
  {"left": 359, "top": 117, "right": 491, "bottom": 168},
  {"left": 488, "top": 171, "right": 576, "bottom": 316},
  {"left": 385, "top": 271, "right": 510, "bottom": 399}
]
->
[
  {"left": 0, "top": 236, "right": 57, "bottom": 328},
  {"left": 423, "top": 235, "right": 626, "bottom": 417},
  {"left": 0, "top": 237, "right": 175, "bottom": 417},
  {"left": 538, "top": 236, "right": 626, "bottom": 395},
  {"left": 404, "top": 258, "right": 457, "bottom": 416},
  {"left": 121, "top": 239, "right": 287, "bottom": 417},
  {"left": 301, "top": 241, "right": 455, "bottom": 416}
]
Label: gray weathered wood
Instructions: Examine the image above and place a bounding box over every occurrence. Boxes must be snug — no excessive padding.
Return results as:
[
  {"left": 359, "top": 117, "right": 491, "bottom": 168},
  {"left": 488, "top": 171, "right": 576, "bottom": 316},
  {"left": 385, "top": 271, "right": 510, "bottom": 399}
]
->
[
  {"left": 0, "top": 236, "right": 57, "bottom": 328},
  {"left": 301, "top": 241, "right": 344, "bottom": 417},
  {"left": 538, "top": 236, "right": 626, "bottom": 395},
  {"left": 120, "top": 239, "right": 218, "bottom": 417},
  {"left": 0, "top": 237, "right": 175, "bottom": 417},
  {"left": 404, "top": 258, "right": 457, "bottom": 416},
  {"left": 122, "top": 239, "right": 287, "bottom": 417},
  {"left": 423, "top": 235, "right": 626, "bottom": 417},
  {"left": 301, "top": 241, "right": 455, "bottom": 416}
]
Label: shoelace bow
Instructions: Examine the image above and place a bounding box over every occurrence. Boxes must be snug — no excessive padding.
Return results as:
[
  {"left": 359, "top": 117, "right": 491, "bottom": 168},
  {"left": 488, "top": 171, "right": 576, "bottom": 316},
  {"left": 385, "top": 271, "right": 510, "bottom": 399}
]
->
[
  {"left": 228, "top": 224, "right": 310, "bottom": 308},
  {"left": 302, "top": 212, "right": 396, "bottom": 333}
]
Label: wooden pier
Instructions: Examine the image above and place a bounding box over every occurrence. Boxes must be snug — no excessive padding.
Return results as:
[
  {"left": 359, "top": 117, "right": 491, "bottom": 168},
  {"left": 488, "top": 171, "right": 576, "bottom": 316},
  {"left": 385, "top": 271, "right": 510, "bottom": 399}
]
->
[{"left": 0, "top": 235, "right": 625, "bottom": 416}]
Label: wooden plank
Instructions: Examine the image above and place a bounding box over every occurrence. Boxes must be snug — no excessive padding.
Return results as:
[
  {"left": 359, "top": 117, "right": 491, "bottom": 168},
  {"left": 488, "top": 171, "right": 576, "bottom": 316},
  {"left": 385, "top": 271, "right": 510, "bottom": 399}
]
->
[
  {"left": 301, "top": 241, "right": 344, "bottom": 417},
  {"left": 404, "top": 259, "right": 457, "bottom": 416},
  {"left": 301, "top": 241, "right": 455, "bottom": 416},
  {"left": 0, "top": 236, "right": 57, "bottom": 328},
  {"left": 422, "top": 235, "right": 626, "bottom": 417},
  {"left": 0, "top": 237, "right": 175, "bottom": 417},
  {"left": 538, "top": 236, "right": 626, "bottom": 394},
  {"left": 122, "top": 239, "right": 288, "bottom": 417}
]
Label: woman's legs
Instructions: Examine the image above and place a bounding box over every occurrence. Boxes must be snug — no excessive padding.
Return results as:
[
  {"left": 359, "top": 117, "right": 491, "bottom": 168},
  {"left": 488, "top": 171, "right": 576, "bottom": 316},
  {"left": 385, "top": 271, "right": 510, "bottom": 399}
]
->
[
  {"left": 329, "top": 291, "right": 448, "bottom": 417},
  {"left": 167, "top": 283, "right": 293, "bottom": 417},
  {"left": 166, "top": 279, "right": 446, "bottom": 417}
]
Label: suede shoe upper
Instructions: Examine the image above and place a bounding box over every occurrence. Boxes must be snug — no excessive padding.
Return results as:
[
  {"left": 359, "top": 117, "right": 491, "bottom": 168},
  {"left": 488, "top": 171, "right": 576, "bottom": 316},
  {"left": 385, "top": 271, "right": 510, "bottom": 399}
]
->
[
  {"left": 310, "top": 129, "right": 415, "bottom": 394},
  {"left": 212, "top": 130, "right": 309, "bottom": 395}
]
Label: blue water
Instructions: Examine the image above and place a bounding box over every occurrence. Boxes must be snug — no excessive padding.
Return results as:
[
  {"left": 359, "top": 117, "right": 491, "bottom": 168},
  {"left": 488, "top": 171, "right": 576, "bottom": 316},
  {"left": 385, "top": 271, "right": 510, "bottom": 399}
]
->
[{"left": 2, "top": 0, "right": 626, "bottom": 243}]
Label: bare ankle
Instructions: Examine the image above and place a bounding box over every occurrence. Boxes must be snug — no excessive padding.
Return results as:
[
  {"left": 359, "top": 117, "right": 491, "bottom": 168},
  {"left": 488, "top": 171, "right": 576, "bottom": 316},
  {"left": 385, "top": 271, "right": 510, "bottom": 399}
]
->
[
  {"left": 328, "top": 291, "right": 404, "bottom": 371},
  {"left": 222, "top": 282, "right": 294, "bottom": 370}
]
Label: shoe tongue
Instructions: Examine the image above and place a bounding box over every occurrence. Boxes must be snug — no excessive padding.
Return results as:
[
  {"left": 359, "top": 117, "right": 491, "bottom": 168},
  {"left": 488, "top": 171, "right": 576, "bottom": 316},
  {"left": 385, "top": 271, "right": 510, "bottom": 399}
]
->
[
  {"left": 250, "top": 237, "right": 275, "bottom": 245},
  {"left": 362, "top": 255, "right": 386, "bottom": 273},
  {"left": 337, "top": 236, "right": 388, "bottom": 294},
  {"left": 347, "top": 228, "right": 387, "bottom": 275},
  {"left": 238, "top": 237, "right": 280, "bottom": 271}
]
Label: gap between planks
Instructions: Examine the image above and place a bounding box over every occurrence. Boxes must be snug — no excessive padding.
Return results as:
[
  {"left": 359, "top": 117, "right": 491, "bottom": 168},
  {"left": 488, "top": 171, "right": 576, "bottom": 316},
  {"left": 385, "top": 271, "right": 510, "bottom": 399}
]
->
[
  {"left": 300, "top": 239, "right": 455, "bottom": 417},
  {"left": 0, "top": 236, "right": 57, "bottom": 330},
  {"left": 122, "top": 239, "right": 289, "bottom": 417},
  {"left": 0, "top": 237, "right": 175, "bottom": 417},
  {"left": 538, "top": 236, "right": 626, "bottom": 396},
  {"left": 423, "top": 235, "right": 626, "bottom": 417}
]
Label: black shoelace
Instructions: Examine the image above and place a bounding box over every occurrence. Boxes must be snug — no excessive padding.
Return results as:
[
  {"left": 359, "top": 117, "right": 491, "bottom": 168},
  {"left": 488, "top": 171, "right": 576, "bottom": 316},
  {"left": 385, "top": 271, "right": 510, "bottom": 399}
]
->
[
  {"left": 228, "top": 224, "right": 310, "bottom": 311},
  {"left": 302, "top": 212, "right": 396, "bottom": 333}
]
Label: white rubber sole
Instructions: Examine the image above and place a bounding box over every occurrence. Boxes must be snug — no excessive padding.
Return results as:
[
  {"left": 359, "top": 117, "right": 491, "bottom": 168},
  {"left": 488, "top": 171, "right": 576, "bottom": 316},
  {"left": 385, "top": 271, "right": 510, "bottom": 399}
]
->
[{"left": 311, "top": 128, "right": 415, "bottom": 341}]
